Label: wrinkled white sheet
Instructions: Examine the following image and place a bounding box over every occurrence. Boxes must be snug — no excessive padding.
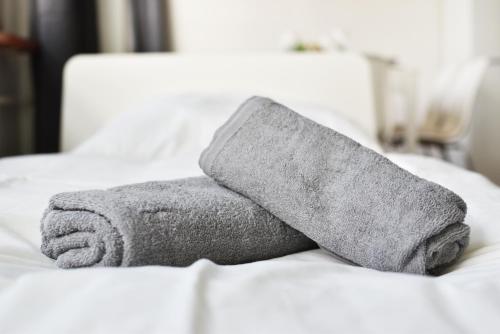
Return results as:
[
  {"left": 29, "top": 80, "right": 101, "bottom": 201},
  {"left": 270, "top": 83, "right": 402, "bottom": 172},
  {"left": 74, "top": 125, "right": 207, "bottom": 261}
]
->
[
  {"left": 1, "top": 152, "right": 500, "bottom": 334},
  {"left": 1, "top": 95, "right": 499, "bottom": 333}
]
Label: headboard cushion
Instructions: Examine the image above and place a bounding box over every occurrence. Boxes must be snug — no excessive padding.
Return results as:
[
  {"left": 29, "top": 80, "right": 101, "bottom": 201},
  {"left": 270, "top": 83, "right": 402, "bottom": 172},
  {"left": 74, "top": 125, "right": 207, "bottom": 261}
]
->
[{"left": 61, "top": 52, "right": 376, "bottom": 151}]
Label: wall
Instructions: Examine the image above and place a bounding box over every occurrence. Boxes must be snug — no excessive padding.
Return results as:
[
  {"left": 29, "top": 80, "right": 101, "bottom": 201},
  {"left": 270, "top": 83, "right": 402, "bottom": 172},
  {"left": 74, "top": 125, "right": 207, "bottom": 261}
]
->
[
  {"left": 473, "top": 0, "right": 500, "bottom": 57},
  {"left": 96, "top": 0, "right": 133, "bottom": 53},
  {"left": 168, "top": 0, "right": 446, "bottom": 117},
  {"left": 469, "top": 0, "right": 500, "bottom": 185},
  {"left": 95, "top": 0, "right": 477, "bottom": 114},
  {"left": 169, "top": 0, "right": 441, "bottom": 70},
  {"left": 439, "top": 0, "right": 474, "bottom": 64}
]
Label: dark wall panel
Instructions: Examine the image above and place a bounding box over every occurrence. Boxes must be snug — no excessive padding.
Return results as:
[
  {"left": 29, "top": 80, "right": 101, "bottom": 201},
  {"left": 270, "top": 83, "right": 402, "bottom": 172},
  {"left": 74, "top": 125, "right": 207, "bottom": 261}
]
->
[
  {"left": 130, "top": 0, "right": 168, "bottom": 52},
  {"left": 31, "top": 0, "right": 97, "bottom": 153}
]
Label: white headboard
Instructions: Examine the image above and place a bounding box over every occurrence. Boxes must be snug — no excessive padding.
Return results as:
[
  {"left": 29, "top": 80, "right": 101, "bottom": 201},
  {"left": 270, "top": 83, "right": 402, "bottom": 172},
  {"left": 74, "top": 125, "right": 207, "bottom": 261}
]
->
[{"left": 61, "top": 52, "right": 376, "bottom": 151}]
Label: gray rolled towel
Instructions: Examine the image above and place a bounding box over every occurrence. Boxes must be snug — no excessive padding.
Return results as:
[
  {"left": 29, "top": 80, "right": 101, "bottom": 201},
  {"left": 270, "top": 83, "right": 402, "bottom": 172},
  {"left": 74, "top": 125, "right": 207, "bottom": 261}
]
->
[
  {"left": 200, "top": 96, "right": 470, "bottom": 275},
  {"left": 41, "top": 176, "right": 316, "bottom": 268}
]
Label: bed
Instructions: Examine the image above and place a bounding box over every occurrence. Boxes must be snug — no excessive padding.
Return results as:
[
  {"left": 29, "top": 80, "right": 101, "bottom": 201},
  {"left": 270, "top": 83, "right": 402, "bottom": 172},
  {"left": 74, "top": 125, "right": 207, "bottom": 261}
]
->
[{"left": 1, "top": 53, "right": 499, "bottom": 333}]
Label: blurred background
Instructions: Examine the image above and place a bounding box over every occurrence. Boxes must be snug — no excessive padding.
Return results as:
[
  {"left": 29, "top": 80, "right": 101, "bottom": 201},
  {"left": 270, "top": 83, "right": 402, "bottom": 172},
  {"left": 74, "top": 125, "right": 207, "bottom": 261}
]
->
[{"left": 1, "top": 0, "right": 499, "bottom": 180}]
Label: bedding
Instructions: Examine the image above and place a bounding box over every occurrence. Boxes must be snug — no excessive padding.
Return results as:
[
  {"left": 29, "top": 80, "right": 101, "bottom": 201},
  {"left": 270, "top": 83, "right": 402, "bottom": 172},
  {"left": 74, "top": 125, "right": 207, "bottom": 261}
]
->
[
  {"left": 0, "top": 95, "right": 500, "bottom": 333},
  {"left": 74, "top": 93, "right": 381, "bottom": 161},
  {"left": 200, "top": 97, "right": 469, "bottom": 274}
]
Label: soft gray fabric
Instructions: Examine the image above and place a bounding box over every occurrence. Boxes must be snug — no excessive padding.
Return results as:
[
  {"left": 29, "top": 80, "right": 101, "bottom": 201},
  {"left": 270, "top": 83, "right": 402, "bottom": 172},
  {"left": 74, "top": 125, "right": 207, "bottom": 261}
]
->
[
  {"left": 41, "top": 176, "right": 316, "bottom": 268},
  {"left": 200, "top": 96, "right": 470, "bottom": 275}
]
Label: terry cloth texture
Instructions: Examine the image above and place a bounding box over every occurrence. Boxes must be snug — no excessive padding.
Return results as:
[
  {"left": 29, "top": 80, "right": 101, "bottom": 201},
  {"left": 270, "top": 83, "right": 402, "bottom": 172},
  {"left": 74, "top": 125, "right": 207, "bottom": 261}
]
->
[
  {"left": 199, "top": 96, "right": 470, "bottom": 275},
  {"left": 41, "top": 176, "right": 316, "bottom": 268}
]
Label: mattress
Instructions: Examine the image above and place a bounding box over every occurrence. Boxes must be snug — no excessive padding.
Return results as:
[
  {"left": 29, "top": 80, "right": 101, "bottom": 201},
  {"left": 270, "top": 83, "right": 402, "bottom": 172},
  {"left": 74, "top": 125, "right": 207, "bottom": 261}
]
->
[{"left": 1, "top": 96, "right": 499, "bottom": 333}]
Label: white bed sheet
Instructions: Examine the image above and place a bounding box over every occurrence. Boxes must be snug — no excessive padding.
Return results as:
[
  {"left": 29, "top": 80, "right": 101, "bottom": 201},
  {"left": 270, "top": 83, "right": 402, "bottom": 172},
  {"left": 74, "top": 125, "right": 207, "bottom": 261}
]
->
[
  {"left": 1, "top": 152, "right": 500, "bottom": 334},
  {"left": 1, "top": 96, "right": 500, "bottom": 333}
]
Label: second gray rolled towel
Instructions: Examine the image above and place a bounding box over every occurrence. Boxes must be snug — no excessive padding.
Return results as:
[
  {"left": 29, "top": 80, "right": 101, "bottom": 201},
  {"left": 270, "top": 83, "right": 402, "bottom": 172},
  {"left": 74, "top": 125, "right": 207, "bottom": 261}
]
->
[
  {"left": 200, "top": 96, "right": 470, "bottom": 275},
  {"left": 41, "top": 176, "right": 316, "bottom": 268}
]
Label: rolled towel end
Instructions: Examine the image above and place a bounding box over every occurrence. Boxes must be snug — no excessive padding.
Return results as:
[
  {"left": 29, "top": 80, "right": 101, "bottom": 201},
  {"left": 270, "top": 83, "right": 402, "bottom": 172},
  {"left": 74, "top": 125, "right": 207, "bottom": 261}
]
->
[
  {"left": 41, "top": 205, "right": 124, "bottom": 268},
  {"left": 424, "top": 222, "right": 470, "bottom": 275}
]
